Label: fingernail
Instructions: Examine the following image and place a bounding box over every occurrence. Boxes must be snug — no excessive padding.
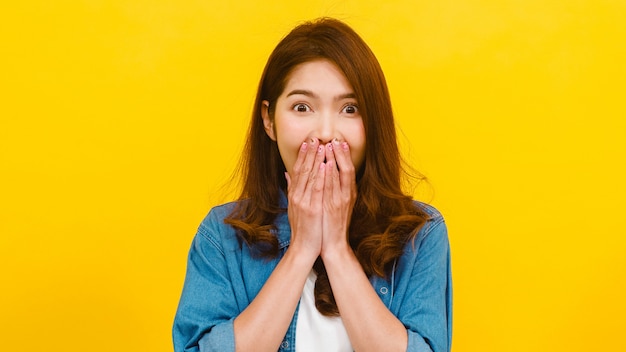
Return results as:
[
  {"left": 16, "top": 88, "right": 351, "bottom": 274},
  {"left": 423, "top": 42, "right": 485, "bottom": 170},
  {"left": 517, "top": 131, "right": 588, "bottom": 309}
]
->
[
  {"left": 341, "top": 142, "right": 349, "bottom": 150},
  {"left": 310, "top": 137, "right": 317, "bottom": 145},
  {"left": 333, "top": 138, "right": 340, "bottom": 145},
  {"left": 301, "top": 142, "right": 307, "bottom": 151},
  {"left": 318, "top": 145, "right": 324, "bottom": 153},
  {"left": 326, "top": 143, "right": 333, "bottom": 151}
]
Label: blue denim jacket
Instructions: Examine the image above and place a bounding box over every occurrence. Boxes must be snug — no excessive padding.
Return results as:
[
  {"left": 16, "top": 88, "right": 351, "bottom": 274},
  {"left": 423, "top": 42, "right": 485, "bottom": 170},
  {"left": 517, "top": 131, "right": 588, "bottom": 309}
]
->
[{"left": 173, "top": 196, "right": 452, "bottom": 352}]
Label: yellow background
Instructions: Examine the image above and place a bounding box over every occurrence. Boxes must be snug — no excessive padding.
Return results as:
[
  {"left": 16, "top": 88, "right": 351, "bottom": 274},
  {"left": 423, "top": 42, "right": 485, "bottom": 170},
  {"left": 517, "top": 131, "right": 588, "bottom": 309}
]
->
[{"left": 1, "top": 1, "right": 625, "bottom": 351}]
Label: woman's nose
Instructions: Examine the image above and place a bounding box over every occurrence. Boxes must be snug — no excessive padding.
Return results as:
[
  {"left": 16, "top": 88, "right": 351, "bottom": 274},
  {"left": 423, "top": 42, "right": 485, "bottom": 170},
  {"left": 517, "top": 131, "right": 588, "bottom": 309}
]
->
[{"left": 315, "top": 112, "right": 337, "bottom": 144}]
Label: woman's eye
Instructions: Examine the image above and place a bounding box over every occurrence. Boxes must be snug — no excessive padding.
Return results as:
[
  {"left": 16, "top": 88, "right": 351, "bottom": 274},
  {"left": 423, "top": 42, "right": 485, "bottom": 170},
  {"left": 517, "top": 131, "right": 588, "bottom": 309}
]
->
[
  {"left": 342, "top": 104, "right": 358, "bottom": 114},
  {"left": 293, "top": 103, "right": 311, "bottom": 112}
]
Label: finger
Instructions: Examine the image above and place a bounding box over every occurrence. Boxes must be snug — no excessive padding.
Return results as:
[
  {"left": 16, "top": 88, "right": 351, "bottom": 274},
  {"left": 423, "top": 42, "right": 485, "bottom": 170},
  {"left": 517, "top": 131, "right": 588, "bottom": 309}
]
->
[
  {"left": 334, "top": 141, "right": 356, "bottom": 190},
  {"left": 303, "top": 143, "right": 326, "bottom": 203},
  {"left": 310, "top": 161, "right": 326, "bottom": 206},
  {"left": 290, "top": 140, "right": 308, "bottom": 180},
  {"left": 293, "top": 138, "right": 318, "bottom": 182},
  {"left": 324, "top": 142, "right": 340, "bottom": 199},
  {"left": 300, "top": 138, "right": 320, "bottom": 181},
  {"left": 291, "top": 138, "right": 319, "bottom": 198},
  {"left": 287, "top": 141, "right": 307, "bottom": 200}
]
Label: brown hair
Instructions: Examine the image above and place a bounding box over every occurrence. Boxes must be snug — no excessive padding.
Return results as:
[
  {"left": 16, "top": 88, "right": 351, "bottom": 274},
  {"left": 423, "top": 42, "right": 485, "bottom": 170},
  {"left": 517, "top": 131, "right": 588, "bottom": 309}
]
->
[{"left": 224, "top": 17, "right": 428, "bottom": 316}]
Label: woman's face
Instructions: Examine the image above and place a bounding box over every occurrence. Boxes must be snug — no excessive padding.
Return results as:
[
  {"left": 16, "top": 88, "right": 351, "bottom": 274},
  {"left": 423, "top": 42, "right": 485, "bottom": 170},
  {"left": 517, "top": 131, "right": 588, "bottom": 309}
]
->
[{"left": 262, "top": 59, "right": 366, "bottom": 176}]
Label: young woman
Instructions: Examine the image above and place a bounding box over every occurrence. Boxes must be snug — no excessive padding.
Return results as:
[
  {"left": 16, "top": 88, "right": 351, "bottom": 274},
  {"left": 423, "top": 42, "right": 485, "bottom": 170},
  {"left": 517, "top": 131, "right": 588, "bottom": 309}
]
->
[{"left": 173, "top": 18, "right": 452, "bottom": 352}]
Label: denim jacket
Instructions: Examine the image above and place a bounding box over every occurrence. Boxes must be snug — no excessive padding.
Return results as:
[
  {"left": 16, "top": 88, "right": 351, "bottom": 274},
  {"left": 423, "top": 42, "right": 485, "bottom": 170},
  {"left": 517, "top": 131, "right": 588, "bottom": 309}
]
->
[{"left": 173, "top": 196, "right": 452, "bottom": 352}]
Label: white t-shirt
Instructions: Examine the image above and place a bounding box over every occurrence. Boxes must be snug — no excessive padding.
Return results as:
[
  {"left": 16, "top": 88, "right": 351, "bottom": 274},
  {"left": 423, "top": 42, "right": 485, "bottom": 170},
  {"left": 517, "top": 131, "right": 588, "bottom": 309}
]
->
[{"left": 295, "top": 270, "right": 353, "bottom": 352}]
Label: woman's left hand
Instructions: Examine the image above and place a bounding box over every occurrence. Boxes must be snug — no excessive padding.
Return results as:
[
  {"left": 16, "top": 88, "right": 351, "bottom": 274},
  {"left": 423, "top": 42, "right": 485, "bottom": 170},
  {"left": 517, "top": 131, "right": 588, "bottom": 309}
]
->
[{"left": 320, "top": 139, "right": 358, "bottom": 258}]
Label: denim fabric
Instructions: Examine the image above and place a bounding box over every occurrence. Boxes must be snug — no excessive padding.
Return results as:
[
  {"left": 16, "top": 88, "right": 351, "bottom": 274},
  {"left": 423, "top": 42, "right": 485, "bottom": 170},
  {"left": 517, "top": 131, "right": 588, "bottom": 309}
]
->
[{"left": 173, "top": 195, "right": 452, "bottom": 352}]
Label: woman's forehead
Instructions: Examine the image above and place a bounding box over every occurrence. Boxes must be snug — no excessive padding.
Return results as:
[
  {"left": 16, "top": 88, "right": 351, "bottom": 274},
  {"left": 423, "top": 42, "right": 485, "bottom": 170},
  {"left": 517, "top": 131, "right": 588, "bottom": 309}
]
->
[{"left": 280, "top": 60, "right": 354, "bottom": 98}]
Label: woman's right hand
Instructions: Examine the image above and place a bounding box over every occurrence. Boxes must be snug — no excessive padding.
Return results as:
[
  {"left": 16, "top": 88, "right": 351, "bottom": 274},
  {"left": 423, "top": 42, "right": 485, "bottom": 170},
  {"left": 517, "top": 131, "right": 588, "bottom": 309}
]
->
[{"left": 284, "top": 137, "right": 326, "bottom": 261}]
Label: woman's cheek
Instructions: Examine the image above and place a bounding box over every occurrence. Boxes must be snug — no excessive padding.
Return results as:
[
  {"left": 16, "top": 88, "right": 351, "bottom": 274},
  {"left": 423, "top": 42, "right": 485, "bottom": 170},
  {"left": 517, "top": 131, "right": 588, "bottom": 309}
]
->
[
  {"left": 276, "top": 141, "right": 298, "bottom": 176},
  {"left": 348, "top": 140, "right": 366, "bottom": 170}
]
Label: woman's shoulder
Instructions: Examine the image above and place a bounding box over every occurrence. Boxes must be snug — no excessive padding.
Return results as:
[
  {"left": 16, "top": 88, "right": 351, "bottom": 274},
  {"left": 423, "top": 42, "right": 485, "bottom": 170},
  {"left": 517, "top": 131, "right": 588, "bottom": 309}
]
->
[
  {"left": 411, "top": 200, "right": 447, "bottom": 240},
  {"left": 195, "top": 200, "right": 244, "bottom": 242},
  {"left": 413, "top": 200, "right": 444, "bottom": 223},
  {"left": 204, "top": 200, "right": 240, "bottom": 220}
]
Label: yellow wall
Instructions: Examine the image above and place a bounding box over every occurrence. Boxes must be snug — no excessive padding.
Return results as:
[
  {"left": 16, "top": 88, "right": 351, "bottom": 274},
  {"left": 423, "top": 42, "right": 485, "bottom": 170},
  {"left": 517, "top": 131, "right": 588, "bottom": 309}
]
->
[{"left": 1, "top": 1, "right": 624, "bottom": 351}]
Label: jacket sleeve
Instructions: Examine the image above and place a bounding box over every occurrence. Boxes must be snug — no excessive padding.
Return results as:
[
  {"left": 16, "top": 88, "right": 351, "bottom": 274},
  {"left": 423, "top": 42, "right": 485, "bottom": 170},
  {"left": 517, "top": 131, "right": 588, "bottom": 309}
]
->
[
  {"left": 173, "top": 210, "right": 239, "bottom": 352},
  {"left": 402, "top": 218, "right": 453, "bottom": 352}
]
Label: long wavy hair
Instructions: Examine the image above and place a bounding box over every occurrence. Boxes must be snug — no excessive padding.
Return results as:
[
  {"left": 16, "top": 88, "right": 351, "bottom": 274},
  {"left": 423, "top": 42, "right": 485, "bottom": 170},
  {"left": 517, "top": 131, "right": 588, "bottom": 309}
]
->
[{"left": 224, "top": 18, "right": 428, "bottom": 316}]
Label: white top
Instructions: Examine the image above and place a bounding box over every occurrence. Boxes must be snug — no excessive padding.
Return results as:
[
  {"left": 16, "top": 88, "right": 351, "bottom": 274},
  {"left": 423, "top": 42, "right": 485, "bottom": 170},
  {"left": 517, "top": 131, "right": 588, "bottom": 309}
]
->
[{"left": 295, "top": 270, "right": 353, "bottom": 352}]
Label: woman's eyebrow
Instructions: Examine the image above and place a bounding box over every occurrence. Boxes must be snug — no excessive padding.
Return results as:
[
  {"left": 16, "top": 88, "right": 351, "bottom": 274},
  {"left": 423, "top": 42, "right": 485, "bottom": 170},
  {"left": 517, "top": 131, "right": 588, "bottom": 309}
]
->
[
  {"left": 335, "top": 92, "right": 356, "bottom": 101},
  {"left": 286, "top": 89, "right": 317, "bottom": 98},
  {"left": 286, "top": 89, "right": 356, "bottom": 101}
]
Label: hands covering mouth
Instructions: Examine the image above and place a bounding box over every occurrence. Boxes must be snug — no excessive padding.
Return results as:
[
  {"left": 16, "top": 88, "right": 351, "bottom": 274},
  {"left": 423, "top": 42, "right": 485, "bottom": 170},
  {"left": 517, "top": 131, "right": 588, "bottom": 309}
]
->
[{"left": 284, "top": 137, "right": 357, "bottom": 260}]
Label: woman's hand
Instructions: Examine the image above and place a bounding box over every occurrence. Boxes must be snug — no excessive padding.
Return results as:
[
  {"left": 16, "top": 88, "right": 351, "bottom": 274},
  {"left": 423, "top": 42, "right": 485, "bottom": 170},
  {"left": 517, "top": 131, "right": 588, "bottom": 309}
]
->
[
  {"left": 285, "top": 138, "right": 327, "bottom": 261},
  {"left": 320, "top": 139, "right": 358, "bottom": 259},
  {"left": 233, "top": 138, "right": 329, "bottom": 352}
]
